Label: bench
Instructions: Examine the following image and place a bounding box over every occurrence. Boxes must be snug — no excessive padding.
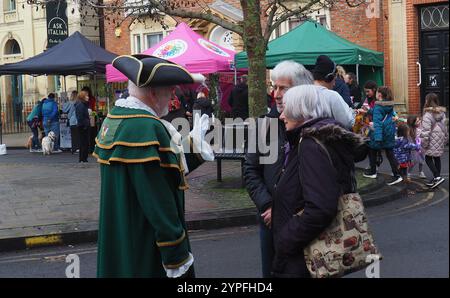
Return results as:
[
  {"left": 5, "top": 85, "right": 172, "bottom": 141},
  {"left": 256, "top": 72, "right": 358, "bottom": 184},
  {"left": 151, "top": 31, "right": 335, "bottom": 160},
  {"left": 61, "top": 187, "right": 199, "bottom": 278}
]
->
[{"left": 213, "top": 122, "right": 249, "bottom": 187}]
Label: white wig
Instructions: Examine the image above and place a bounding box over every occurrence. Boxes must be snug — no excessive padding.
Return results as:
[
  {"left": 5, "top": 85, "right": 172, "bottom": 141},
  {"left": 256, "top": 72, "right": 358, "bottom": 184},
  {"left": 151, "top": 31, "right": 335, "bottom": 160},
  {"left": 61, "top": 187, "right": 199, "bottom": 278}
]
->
[
  {"left": 282, "top": 85, "right": 332, "bottom": 121},
  {"left": 271, "top": 60, "right": 313, "bottom": 86}
]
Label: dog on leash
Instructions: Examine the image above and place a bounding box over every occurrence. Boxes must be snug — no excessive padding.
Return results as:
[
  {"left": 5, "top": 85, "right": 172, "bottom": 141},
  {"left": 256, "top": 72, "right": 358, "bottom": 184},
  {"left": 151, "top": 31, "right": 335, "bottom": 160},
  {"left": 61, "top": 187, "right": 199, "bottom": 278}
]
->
[{"left": 42, "top": 131, "right": 56, "bottom": 155}]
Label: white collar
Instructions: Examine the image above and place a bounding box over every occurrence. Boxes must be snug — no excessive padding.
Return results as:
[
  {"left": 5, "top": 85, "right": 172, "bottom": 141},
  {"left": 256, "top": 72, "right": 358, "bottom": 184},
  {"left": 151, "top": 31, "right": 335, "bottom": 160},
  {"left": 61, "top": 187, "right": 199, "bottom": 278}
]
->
[{"left": 114, "top": 96, "right": 158, "bottom": 117}]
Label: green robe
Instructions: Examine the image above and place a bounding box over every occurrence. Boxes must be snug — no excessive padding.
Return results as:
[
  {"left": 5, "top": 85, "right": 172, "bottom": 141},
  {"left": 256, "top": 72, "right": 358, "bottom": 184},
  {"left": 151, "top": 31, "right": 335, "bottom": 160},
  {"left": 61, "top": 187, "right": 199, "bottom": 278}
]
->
[{"left": 94, "top": 106, "right": 202, "bottom": 277}]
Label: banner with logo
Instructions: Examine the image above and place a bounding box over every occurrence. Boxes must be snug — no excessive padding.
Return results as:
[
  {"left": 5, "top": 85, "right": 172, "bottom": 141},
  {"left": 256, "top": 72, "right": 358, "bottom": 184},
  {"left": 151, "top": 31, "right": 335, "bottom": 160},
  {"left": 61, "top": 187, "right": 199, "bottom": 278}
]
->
[{"left": 46, "top": 0, "right": 69, "bottom": 48}]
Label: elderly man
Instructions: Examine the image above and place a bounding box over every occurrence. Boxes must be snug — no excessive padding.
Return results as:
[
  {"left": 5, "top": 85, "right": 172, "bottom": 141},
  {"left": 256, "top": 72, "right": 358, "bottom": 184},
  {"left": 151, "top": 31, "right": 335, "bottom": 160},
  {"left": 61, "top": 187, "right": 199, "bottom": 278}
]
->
[
  {"left": 94, "top": 54, "right": 213, "bottom": 278},
  {"left": 244, "top": 60, "right": 313, "bottom": 277}
]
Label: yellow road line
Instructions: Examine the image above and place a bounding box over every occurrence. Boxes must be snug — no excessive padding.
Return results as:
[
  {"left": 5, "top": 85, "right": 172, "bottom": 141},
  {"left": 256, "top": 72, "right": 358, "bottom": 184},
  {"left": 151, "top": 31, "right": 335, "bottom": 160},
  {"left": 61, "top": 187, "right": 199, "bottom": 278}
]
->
[{"left": 24, "top": 235, "right": 63, "bottom": 248}]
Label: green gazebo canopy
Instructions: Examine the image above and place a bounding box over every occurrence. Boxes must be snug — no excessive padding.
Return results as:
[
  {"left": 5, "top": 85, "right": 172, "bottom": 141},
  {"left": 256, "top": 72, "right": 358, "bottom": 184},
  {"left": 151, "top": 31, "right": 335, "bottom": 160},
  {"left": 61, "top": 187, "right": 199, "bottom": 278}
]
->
[{"left": 235, "top": 20, "right": 384, "bottom": 69}]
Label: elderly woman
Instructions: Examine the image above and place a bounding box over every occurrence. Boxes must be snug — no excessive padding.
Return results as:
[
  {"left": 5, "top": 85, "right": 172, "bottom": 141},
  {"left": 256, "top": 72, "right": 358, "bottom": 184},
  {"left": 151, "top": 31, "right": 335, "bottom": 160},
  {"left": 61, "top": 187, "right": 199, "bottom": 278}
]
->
[{"left": 271, "top": 84, "right": 365, "bottom": 278}]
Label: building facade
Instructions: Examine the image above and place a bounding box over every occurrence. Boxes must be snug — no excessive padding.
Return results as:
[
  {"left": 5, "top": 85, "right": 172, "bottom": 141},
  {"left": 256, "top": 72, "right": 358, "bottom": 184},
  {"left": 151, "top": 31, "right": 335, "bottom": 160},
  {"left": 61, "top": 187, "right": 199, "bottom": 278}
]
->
[{"left": 0, "top": 0, "right": 101, "bottom": 134}]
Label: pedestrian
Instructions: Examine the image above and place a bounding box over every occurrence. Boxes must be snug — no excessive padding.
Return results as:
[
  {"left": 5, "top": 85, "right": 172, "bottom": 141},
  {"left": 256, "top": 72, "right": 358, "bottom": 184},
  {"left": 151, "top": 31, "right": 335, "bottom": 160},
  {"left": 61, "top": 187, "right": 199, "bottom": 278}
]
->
[
  {"left": 94, "top": 54, "right": 213, "bottom": 277},
  {"left": 75, "top": 91, "right": 90, "bottom": 163},
  {"left": 62, "top": 90, "right": 79, "bottom": 154},
  {"left": 393, "top": 123, "right": 419, "bottom": 181},
  {"left": 26, "top": 99, "right": 44, "bottom": 152},
  {"left": 362, "top": 81, "right": 378, "bottom": 110},
  {"left": 406, "top": 115, "right": 426, "bottom": 179},
  {"left": 192, "top": 92, "right": 213, "bottom": 117},
  {"left": 81, "top": 86, "right": 96, "bottom": 111},
  {"left": 345, "top": 72, "right": 362, "bottom": 108},
  {"left": 42, "top": 93, "right": 62, "bottom": 153},
  {"left": 363, "top": 86, "right": 402, "bottom": 185},
  {"left": 272, "top": 84, "right": 364, "bottom": 277},
  {"left": 228, "top": 75, "right": 249, "bottom": 120},
  {"left": 333, "top": 65, "right": 352, "bottom": 107},
  {"left": 311, "top": 55, "right": 355, "bottom": 129},
  {"left": 420, "top": 93, "right": 448, "bottom": 188},
  {"left": 244, "top": 60, "right": 313, "bottom": 278}
]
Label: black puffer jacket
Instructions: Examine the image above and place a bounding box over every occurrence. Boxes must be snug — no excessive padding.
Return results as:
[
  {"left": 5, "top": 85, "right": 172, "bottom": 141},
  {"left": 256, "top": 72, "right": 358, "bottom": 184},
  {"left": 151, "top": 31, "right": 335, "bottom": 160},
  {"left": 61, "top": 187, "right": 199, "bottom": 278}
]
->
[
  {"left": 228, "top": 83, "right": 249, "bottom": 119},
  {"left": 243, "top": 106, "right": 287, "bottom": 214},
  {"left": 271, "top": 117, "right": 365, "bottom": 278}
]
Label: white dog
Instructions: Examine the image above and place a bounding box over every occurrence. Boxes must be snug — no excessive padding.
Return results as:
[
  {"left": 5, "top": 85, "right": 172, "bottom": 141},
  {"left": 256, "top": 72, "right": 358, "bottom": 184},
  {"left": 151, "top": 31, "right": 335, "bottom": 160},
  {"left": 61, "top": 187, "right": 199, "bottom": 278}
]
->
[{"left": 42, "top": 131, "right": 56, "bottom": 155}]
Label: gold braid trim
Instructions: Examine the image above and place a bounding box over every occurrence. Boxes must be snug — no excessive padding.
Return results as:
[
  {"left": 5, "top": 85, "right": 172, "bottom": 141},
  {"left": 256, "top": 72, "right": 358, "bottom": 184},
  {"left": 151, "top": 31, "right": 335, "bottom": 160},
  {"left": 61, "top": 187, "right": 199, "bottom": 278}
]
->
[
  {"left": 92, "top": 152, "right": 181, "bottom": 170},
  {"left": 157, "top": 230, "right": 186, "bottom": 248},
  {"left": 95, "top": 138, "right": 175, "bottom": 153}
]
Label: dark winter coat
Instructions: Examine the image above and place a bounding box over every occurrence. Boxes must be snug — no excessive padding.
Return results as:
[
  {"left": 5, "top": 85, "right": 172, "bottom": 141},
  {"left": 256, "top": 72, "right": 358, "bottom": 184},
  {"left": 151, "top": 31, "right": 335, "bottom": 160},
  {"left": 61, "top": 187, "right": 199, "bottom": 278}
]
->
[
  {"left": 333, "top": 78, "right": 352, "bottom": 108},
  {"left": 228, "top": 83, "right": 249, "bottom": 120},
  {"left": 271, "top": 117, "right": 365, "bottom": 278},
  {"left": 348, "top": 83, "right": 362, "bottom": 108},
  {"left": 75, "top": 100, "right": 90, "bottom": 129},
  {"left": 192, "top": 97, "right": 214, "bottom": 117},
  {"left": 367, "top": 101, "right": 396, "bottom": 150},
  {"left": 243, "top": 106, "right": 287, "bottom": 214},
  {"left": 393, "top": 137, "right": 419, "bottom": 164}
]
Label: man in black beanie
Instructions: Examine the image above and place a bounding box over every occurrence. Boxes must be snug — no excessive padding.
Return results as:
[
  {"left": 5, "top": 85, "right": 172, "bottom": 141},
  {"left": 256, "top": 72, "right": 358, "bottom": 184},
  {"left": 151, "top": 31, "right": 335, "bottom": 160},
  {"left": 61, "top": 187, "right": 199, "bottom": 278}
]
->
[{"left": 311, "top": 55, "right": 355, "bottom": 129}]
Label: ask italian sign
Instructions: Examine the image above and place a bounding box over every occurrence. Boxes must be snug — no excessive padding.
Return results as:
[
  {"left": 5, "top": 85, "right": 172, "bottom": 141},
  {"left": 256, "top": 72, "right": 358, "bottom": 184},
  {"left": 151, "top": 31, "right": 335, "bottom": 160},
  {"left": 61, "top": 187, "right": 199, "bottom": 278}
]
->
[{"left": 46, "top": 0, "right": 69, "bottom": 48}]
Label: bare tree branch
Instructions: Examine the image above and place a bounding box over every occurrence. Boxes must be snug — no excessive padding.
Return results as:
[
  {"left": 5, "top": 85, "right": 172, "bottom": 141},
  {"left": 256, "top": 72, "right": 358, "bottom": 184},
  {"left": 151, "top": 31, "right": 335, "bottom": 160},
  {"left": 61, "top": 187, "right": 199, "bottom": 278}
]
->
[{"left": 267, "top": 0, "right": 323, "bottom": 39}]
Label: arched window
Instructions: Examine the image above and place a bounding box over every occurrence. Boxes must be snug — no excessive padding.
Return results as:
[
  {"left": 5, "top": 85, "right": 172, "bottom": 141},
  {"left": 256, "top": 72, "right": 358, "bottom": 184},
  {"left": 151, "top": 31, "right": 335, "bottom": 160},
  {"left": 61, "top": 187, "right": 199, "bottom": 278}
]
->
[{"left": 4, "top": 39, "right": 21, "bottom": 55}]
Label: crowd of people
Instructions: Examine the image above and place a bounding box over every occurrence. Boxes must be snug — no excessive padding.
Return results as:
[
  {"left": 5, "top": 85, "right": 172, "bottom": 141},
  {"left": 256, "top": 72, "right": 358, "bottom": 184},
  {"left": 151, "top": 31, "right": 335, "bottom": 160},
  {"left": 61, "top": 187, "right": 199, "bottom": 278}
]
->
[{"left": 25, "top": 86, "right": 99, "bottom": 162}]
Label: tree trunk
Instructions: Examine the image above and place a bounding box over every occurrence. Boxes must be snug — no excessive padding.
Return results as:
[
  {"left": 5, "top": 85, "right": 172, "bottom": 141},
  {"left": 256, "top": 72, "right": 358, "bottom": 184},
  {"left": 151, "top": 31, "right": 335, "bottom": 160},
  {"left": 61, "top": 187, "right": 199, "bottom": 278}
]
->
[{"left": 241, "top": 0, "right": 267, "bottom": 118}]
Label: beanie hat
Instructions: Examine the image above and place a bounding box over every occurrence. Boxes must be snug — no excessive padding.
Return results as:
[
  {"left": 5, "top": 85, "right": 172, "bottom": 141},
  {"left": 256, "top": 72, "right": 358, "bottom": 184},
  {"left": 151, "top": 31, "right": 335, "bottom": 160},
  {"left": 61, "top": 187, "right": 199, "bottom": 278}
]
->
[{"left": 312, "top": 55, "right": 336, "bottom": 82}]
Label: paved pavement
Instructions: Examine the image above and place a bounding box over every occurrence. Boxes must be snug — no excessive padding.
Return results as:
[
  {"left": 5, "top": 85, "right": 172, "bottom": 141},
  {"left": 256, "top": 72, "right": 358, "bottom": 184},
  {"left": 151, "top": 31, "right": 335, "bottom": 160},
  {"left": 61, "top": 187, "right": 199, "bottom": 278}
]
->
[
  {"left": 0, "top": 149, "right": 255, "bottom": 249},
  {"left": 1, "top": 146, "right": 445, "bottom": 251}
]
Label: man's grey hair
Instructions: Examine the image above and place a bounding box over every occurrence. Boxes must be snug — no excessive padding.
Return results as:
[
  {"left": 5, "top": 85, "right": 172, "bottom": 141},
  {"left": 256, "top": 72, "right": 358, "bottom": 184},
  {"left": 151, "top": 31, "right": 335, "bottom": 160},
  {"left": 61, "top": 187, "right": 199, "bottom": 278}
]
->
[
  {"left": 283, "top": 85, "right": 332, "bottom": 121},
  {"left": 271, "top": 60, "right": 313, "bottom": 86},
  {"left": 127, "top": 81, "right": 153, "bottom": 98}
]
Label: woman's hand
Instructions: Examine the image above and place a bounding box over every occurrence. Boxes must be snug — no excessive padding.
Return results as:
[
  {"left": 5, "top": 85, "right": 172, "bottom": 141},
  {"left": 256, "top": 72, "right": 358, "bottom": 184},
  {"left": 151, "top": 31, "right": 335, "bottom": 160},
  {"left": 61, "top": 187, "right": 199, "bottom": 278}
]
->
[{"left": 261, "top": 207, "right": 272, "bottom": 228}]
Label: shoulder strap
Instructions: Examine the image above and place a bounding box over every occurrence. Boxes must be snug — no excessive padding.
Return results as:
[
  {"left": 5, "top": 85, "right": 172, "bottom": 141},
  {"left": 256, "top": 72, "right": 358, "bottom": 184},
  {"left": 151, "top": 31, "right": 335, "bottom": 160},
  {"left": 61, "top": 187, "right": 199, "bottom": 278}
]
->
[
  {"left": 297, "top": 136, "right": 334, "bottom": 188},
  {"left": 298, "top": 136, "right": 333, "bottom": 166}
]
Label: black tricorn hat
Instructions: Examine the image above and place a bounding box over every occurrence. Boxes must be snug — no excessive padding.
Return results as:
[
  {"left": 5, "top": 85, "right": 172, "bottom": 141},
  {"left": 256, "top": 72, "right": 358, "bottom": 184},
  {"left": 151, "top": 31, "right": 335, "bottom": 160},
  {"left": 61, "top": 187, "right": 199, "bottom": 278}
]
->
[{"left": 112, "top": 54, "right": 205, "bottom": 87}]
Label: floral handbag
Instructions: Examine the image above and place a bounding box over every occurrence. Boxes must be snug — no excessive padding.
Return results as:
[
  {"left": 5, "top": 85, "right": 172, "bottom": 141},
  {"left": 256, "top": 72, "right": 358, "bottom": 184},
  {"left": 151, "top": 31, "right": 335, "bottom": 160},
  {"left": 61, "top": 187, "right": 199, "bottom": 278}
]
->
[{"left": 299, "top": 137, "right": 382, "bottom": 278}]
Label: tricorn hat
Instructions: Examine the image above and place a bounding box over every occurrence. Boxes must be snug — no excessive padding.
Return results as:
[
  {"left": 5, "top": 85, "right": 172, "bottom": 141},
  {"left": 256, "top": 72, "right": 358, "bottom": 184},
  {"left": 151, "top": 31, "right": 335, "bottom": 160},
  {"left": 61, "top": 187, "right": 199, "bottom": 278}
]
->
[{"left": 112, "top": 54, "right": 205, "bottom": 87}]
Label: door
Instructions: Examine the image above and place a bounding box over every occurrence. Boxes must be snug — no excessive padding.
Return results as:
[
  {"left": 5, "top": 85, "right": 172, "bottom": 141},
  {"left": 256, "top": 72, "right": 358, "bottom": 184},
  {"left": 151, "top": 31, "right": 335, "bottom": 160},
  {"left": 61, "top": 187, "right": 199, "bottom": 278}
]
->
[{"left": 419, "top": 5, "right": 449, "bottom": 110}]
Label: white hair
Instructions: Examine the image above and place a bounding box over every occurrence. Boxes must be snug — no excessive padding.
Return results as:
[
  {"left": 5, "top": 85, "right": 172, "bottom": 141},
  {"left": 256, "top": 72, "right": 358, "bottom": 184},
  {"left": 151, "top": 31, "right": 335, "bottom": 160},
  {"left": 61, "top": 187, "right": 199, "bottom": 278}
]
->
[
  {"left": 127, "top": 81, "right": 153, "bottom": 98},
  {"left": 271, "top": 61, "right": 313, "bottom": 87},
  {"left": 283, "top": 85, "right": 332, "bottom": 121}
]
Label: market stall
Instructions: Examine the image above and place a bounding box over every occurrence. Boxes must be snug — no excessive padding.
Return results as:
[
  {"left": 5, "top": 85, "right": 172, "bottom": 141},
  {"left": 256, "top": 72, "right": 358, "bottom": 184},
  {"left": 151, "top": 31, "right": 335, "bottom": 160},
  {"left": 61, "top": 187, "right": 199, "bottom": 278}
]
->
[
  {"left": 235, "top": 20, "right": 385, "bottom": 87},
  {"left": 106, "top": 22, "right": 240, "bottom": 114}
]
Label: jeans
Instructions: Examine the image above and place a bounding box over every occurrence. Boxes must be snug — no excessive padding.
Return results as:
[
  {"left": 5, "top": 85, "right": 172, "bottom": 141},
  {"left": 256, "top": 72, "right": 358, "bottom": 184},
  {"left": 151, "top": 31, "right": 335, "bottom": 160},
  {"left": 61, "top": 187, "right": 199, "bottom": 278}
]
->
[
  {"left": 369, "top": 148, "right": 399, "bottom": 176},
  {"left": 258, "top": 217, "right": 274, "bottom": 278},
  {"left": 425, "top": 155, "right": 441, "bottom": 178},
  {"left": 44, "top": 120, "right": 60, "bottom": 150},
  {"left": 27, "top": 121, "right": 40, "bottom": 149}
]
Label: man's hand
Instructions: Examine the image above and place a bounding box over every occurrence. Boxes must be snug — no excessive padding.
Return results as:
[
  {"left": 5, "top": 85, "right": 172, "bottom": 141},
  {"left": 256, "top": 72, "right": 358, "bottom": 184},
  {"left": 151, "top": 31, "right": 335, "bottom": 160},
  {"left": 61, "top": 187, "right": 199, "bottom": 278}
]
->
[{"left": 261, "top": 207, "right": 272, "bottom": 228}]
